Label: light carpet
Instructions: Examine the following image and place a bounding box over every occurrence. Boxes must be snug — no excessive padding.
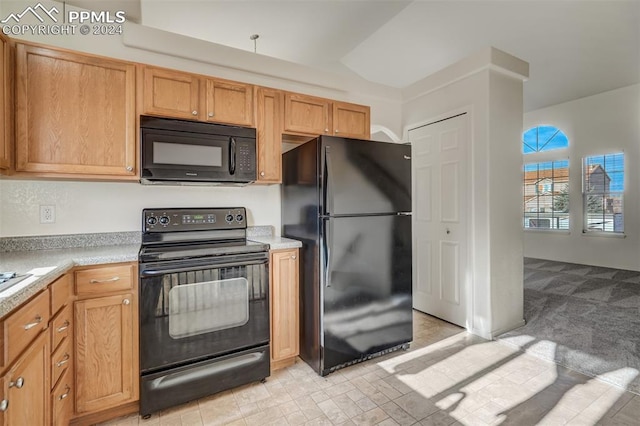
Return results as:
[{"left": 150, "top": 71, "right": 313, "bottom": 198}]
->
[{"left": 498, "top": 258, "right": 640, "bottom": 395}]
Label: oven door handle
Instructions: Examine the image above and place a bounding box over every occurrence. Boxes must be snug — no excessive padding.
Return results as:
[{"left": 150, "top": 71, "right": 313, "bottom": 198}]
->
[{"left": 140, "top": 258, "right": 268, "bottom": 277}]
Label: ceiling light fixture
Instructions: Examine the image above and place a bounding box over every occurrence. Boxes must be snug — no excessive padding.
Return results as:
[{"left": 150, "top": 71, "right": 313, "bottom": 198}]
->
[{"left": 249, "top": 34, "right": 259, "bottom": 53}]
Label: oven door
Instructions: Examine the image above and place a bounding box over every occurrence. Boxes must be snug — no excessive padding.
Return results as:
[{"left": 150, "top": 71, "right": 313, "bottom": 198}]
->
[{"left": 139, "top": 252, "right": 269, "bottom": 374}]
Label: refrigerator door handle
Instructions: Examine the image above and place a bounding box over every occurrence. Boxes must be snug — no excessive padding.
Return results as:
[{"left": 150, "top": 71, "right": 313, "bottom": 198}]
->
[
  {"left": 323, "top": 219, "right": 332, "bottom": 288},
  {"left": 323, "top": 146, "right": 334, "bottom": 215}
]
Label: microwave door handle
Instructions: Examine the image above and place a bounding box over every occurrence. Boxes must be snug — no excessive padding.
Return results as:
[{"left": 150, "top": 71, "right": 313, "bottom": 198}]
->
[{"left": 229, "top": 137, "right": 236, "bottom": 175}]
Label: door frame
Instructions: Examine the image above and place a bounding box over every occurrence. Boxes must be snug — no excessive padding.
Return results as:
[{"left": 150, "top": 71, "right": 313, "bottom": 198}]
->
[{"left": 404, "top": 105, "right": 475, "bottom": 332}]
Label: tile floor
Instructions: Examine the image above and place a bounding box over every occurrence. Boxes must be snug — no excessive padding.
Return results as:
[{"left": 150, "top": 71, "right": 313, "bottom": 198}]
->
[{"left": 103, "top": 312, "right": 640, "bottom": 426}]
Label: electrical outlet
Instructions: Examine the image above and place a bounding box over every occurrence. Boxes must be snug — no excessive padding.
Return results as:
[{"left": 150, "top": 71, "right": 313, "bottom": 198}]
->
[{"left": 40, "top": 205, "right": 56, "bottom": 224}]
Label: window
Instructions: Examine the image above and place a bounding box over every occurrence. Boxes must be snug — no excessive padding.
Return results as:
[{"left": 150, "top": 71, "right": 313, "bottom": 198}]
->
[
  {"left": 524, "top": 161, "right": 570, "bottom": 230},
  {"left": 523, "top": 126, "right": 569, "bottom": 153},
  {"left": 583, "top": 153, "right": 624, "bottom": 233}
]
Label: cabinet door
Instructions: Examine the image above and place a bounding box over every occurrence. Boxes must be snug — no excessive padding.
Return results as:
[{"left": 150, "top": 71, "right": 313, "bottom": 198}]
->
[
  {"left": 255, "top": 87, "right": 283, "bottom": 183},
  {"left": 75, "top": 293, "right": 136, "bottom": 414},
  {"left": 142, "top": 66, "right": 201, "bottom": 120},
  {"left": 0, "top": 34, "right": 10, "bottom": 170},
  {"left": 1, "top": 331, "right": 50, "bottom": 426},
  {"left": 270, "top": 249, "right": 300, "bottom": 368},
  {"left": 205, "top": 78, "right": 253, "bottom": 126},
  {"left": 15, "top": 44, "right": 136, "bottom": 177},
  {"left": 284, "top": 93, "right": 331, "bottom": 136},
  {"left": 332, "top": 101, "right": 371, "bottom": 140}
]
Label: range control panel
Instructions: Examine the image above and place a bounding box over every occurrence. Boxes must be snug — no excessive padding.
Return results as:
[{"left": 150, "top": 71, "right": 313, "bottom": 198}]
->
[{"left": 143, "top": 207, "right": 247, "bottom": 232}]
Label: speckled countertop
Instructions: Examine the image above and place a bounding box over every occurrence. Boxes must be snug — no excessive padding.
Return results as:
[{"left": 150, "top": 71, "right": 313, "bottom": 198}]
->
[
  {"left": 0, "top": 227, "right": 301, "bottom": 318},
  {"left": 247, "top": 226, "right": 302, "bottom": 250},
  {"left": 0, "top": 243, "right": 140, "bottom": 318}
]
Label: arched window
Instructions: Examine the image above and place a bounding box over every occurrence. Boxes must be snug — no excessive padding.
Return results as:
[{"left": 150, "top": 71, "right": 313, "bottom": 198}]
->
[
  {"left": 523, "top": 126, "right": 569, "bottom": 154},
  {"left": 522, "top": 125, "right": 570, "bottom": 230}
]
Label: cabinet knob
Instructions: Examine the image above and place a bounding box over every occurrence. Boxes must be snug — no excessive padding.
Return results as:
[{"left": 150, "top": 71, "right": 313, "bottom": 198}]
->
[
  {"left": 260, "top": 171, "right": 265, "bottom": 177},
  {"left": 335, "top": 130, "right": 339, "bottom": 133},
  {"left": 291, "top": 255, "right": 297, "bottom": 260},
  {"left": 9, "top": 377, "right": 24, "bottom": 389},
  {"left": 192, "top": 110, "right": 198, "bottom": 116},
  {"left": 123, "top": 299, "right": 131, "bottom": 305},
  {"left": 208, "top": 112, "right": 214, "bottom": 117},
  {"left": 324, "top": 128, "right": 329, "bottom": 133},
  {"left": 0, "top": 400, "right": 7, "bottom": 412},
  {"left": 126, "top": 166, "right": 133, "bottom": 172}
]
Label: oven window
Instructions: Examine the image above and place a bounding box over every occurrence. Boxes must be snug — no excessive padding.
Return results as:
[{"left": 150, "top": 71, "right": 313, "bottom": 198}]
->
[
  {"left": 153, "top": 141, "right": 223, "bottom": 167},
  {"left": 168, "top": 277, "right": 249, "bottom": 339}
]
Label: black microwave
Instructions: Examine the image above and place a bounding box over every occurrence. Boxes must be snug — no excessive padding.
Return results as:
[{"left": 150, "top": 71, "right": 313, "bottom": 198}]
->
[{"left": 140, "top": 116, "right": 257, "bottom": 185}]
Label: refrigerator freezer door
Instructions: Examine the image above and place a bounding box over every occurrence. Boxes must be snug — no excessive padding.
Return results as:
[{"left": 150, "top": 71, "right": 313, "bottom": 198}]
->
[
  {"left": 321, "top": 214, "right": 412, "bottom": 374},
  {"left": 321, "top": 137, "right": 411, "bottom": 216}
]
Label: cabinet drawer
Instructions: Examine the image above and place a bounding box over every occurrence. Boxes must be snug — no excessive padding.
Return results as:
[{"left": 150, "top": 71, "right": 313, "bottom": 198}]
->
[
  {"left": 50, "top": 303, "right": 72, "bottom": 353},
  {"left": 51, "top": 338, "right": 72, "bottom": 390},
  {"left": 50, "top": 274, "right": 72, "bottom": 316},
  {"left": 51, "top": 367, "right": 73, "bottom": 426},
  {"left": 3, "top": 289, "right": 50, "bottom": 367},
  {"left": 75, "top": 264, "right": 134, "bottom": 296}
]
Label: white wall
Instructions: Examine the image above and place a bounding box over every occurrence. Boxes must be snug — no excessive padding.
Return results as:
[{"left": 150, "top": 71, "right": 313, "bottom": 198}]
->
[
  {"left": 0, "top": 180, "right": 280, "bottom": 237},
  {"left": 0, "top": 0, "right": 403, "bottom": 238},
  {"left": 402, "top": 47, "right": 527, "bottom": 339},
  {"left": 523, "top": 84, "right": 640, "bottom": 271}
]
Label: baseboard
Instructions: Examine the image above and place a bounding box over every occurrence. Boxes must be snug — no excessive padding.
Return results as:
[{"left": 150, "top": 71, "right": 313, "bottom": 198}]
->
[{"left": 490, "top": 319, "right": 526, "bottom": 339}]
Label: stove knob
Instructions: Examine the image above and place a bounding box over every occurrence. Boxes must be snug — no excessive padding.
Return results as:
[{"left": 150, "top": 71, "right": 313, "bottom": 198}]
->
[
  {"left": 147, "top": 216, "right": 157, "bottom": 226},
  {"left": 236, "top": 214, "right": 244, "bottom": 222},
  {"left": 159, "top": 216, "right": 170, "bottom": 225},
  {"left": 225, "top": 214, "right": 234, "bottom": 223}
]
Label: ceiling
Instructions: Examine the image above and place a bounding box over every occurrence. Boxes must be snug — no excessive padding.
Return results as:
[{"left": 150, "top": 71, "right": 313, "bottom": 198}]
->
[{"left": 78, "top": 0, "right": 640, "bottom": 111}]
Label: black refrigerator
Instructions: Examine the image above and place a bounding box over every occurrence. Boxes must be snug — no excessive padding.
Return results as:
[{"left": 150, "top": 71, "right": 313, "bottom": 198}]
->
[{"left": 282, "top": 135, "right": 413, "bottom": 376}]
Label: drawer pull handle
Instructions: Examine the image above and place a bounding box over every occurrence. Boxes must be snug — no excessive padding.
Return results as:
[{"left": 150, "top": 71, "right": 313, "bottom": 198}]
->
[
  {"left": 90, "top": 276, "right": 120, "bottom": 284},
  {"left": 58, "top": 386, "right": 71, "bottom": 400},
  {"left": 9, "top": 377, "right": 24, "bottom": 389},
  {"left": 57, "top": 321, "right": 70, "bottom": 333},
  {"left": 0, "top": 400, "right": 7, "bottom": 411},
  {"left": 24, "top": 315, "right": 42, "bottom": 330},
  {"left": 56, "top": 354, "right": 70, "bottom": 367}
]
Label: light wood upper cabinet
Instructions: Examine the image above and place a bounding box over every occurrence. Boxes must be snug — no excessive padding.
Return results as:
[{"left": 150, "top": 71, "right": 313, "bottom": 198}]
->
[
  {"left": 205, "top": 78, "right": 253, "bottom": 126},
  {"left": 333, "top": 101, "right": 370, "bottom": 140},
  {"left": 255, "top": 87, "right": 283, "bottom": 183},
  {"left": 284, "top": 93, "right": 331, "bottom": 136},
  {"left": 284, "top": 93, "right": 370, "bottom": 140},
  {"left": 0, "top": 331, "right": 50, "bottom": 426},
  {"left": 15, "top": 43, "right": 136, "bottom": 178},
  {"left": 141, "top": 65, "right": 254, "bottom": 126},
  {"left": 0, "top": 34, "right": 10, "bottom": 171},
  {"left": 142, "top": 66, "right": 200, "bottom": 120},
  {"left": 270, "top": 248, "right": 300, "bottom": 370}
]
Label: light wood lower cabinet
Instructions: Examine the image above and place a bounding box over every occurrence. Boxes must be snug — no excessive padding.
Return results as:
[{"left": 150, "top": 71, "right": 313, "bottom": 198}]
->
[
  {"left": 0, "top": 331, "right": 50, "bottom": 426},
  {"left": 270, "top": 248, "right": 300, "bottom": 370},
  {"left": 73, "top": 262, "right": 138, "bottom": 425}
]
